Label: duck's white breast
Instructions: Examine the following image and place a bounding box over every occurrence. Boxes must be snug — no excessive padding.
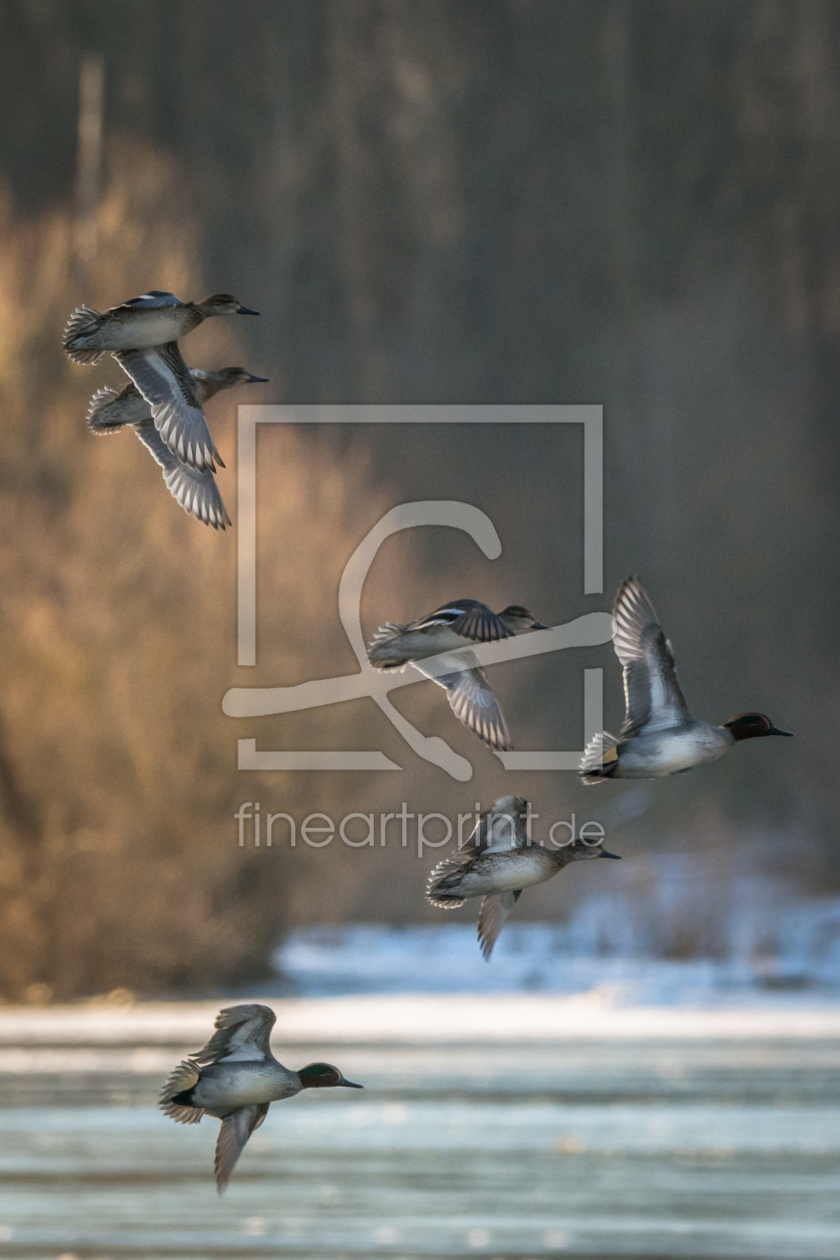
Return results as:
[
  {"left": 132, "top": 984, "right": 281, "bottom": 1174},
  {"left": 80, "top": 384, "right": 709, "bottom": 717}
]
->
[
  {"left": 460, "top": 849, "right": 556, "bottom": 896},
  {"left": 618, "top": 724, "right": 730, "bottom": 777},
  {"left": 105, "top": 309, "right": 192, "bottom": 350},
  {"left": 193, "top": 1061, "right": 296, "bottom": 1108}
]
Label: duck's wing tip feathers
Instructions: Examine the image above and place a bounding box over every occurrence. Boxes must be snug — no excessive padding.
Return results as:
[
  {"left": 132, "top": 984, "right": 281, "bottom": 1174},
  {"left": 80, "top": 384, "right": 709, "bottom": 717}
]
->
[
  {"left": 115, "top": 343, "right": 220, "bottom": 472},
  {"left": 214, "top": 1103, "right": 269, "bottom": 1193},
  {"left": 435, "top": 656, "right": 513, "bottom": 752},
  {"left": 165, "top": 461, "right": 230, "bottom": 529},
  {"left": 132, "top": 422, "right": 230, "bottom": 529},
  {"left": 612, "top": 577, "right": 690, "bottom": 736},
  {"left": 477, "top": 890, "right": 520, "bottom": 960},
  {"left": 612, "top": 576, "right": 662, "bottom": 662},
  {"left": 198, "top": 1003, "right": 277, "bottom": 1063}
]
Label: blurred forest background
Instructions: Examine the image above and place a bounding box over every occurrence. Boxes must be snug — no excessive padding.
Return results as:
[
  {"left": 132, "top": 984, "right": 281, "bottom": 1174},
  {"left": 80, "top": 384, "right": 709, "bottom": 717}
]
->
[{"left": 0, "top": 0, "right": 836, "bottom": 999}]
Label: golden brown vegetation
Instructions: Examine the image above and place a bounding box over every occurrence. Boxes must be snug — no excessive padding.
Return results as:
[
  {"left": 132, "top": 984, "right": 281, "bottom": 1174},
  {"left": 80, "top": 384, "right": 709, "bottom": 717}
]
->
[
  {"left": 2, "top": 2, "right": 838, "bottom": 996},
  {"left": 0, "top": 139, "right": 404, "bottom": 999}
]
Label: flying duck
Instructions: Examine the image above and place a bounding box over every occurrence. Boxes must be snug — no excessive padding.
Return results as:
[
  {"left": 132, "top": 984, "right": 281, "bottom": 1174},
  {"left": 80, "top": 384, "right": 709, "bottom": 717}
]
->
[
  {"left": 160, "top": 1003, "right": 362, "bottom": 1193},
  {"left": 63, "top": 292, "right": 260, "bottom": 472},
  {"left": 368, "top": 600, "right": 549, "bottom": 752},
  {"left": 580, "top": 576, "right": 793, "bottom": 783},
  {"left": 63, "top": 291, "right": 258, "bottom": 364},
  {"left": 426, "top": 795, "right": 620, "bottom": 958},
  {"left": 86, "top": 367, "right": 268, "bottom": 528}
]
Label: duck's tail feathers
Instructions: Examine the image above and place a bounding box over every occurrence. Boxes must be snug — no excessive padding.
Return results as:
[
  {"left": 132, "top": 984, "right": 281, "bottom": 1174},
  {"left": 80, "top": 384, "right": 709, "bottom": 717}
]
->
[
  {"left": 579, "top": 731, "right": 620, "bottom": 784},
  {"left": 159, "top": 1058, "right": 204, "bottom": 1124},
  {"left": 427, "top": 892, "right": 466, "bottom": 909},
  {"left": 367, "top": 623, "right": 409, "bottom": 669},
  {"left": 63, "top": 305, "right": 104, "bottom": 363},
  {"left": 86, "top": 386, "right": 123, "bottom": 432},
  {"left": 161, "top": 1099, "right": 205, "bottom": 1124},
  {"left": 426, "top": 856, "right": 468, "bottom": 908}
]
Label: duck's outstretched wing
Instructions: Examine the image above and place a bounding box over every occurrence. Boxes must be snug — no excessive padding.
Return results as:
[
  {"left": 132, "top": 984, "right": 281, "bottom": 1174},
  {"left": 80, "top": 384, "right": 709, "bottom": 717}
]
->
[
  {"left": 159, "top": 1058, "right": 205, "bottom": 1124},
  {"left": 477, "top": 891, "right": 521, "bottom": 960},
  {"left": 214, "top": 1102, "right": 269, "bottom": 1193},
  {"left": 442, "top": 661, "right": 512, "bottom": 752},
  {"left": 484, "top": 800, "right": 528, "bottom": 850},
  {"left": 115, "top": 342, "right": 222, "bottom": 473},
  {"left": 460, "top": 801, "right": 527, "bottom": 852},
  {"left": 115, "top": 291, "right": 181, "bottom": 310},
  {"left": 414, "top": 650, "right": 512, "bottom": 752},
  {"left": 196, "top": 1004, "right": 277, "bottom": 1065},
  {"left": 133, "top": 420, "right": 231, "bottom": 529},
  {"left": 411, "top": 600, "right": 514, "bottom": 642},
  {"left": 459, "top": 811, "right": 490, "bottom": 851},
  {"left": 612, "top": 576, "right": 690, "bottom": 738}
]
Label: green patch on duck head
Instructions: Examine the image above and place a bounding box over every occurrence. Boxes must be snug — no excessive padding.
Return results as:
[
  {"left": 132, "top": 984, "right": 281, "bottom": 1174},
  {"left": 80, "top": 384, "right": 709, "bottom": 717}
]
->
[
  {"left": 298, "top": 1062, "right": 363, "bottom": 1089},
  {"left": 724, "top": 712, "right": 794, "bottom": 741}
]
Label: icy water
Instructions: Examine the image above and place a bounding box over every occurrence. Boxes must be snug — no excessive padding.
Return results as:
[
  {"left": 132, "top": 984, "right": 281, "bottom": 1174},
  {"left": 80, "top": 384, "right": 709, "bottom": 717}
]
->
[{"left": 1, "top": 999, "right": 840, "bottom": 1259}]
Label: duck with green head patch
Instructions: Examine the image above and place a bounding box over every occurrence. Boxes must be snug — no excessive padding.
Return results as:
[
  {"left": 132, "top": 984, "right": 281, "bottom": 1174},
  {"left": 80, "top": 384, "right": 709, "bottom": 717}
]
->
[
  {"left": 160, "top": 1004, "right": 362, "bottom": 1193},
  {"left": 580, "top": 576, "right": 793, "bottom": 783}
]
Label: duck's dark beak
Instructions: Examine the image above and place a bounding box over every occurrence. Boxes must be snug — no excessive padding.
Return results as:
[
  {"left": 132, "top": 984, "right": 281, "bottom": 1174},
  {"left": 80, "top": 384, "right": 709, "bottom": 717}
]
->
[
  {"left": 237, "top": 304, "right": 260, "bottom": 315},
  {"left": 768, "top": 725, "right": 794, "bottom": 737},
  {"left": 338, "top": 1077, "right": 364, "bottom": 1089},
  {"left": 531, "top": 621, "right": 552, "bottom": 630},
  {"left": 599, "top": 849, "right": 622, "bottom": 859},
  {"left": 245, "top": 373, "right": 269, "bottom": 383}
]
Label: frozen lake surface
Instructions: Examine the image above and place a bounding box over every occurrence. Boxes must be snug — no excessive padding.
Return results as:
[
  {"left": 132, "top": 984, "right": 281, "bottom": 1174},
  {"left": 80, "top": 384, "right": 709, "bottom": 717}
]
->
[
  {"left": 0, "top": 992, "right": 839, "bottom": 1258},
  {"left": 275, "top": 901, "right": 840, "bottom": 1000}
]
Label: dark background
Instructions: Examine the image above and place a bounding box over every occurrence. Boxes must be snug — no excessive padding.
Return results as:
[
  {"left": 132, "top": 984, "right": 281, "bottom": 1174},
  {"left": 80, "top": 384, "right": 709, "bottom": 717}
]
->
[{"left": 0, "top": 0, "right": 834, "bottom": 998}]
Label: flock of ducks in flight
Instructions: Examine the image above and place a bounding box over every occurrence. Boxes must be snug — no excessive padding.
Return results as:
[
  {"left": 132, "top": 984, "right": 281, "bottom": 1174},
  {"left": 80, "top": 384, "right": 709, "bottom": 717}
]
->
[
  {"left": 64, "top": 290, "right": 794, "bottom": 1191},
  {"left": 64, "top": 290, "right": 265, "bottom": 528}
]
